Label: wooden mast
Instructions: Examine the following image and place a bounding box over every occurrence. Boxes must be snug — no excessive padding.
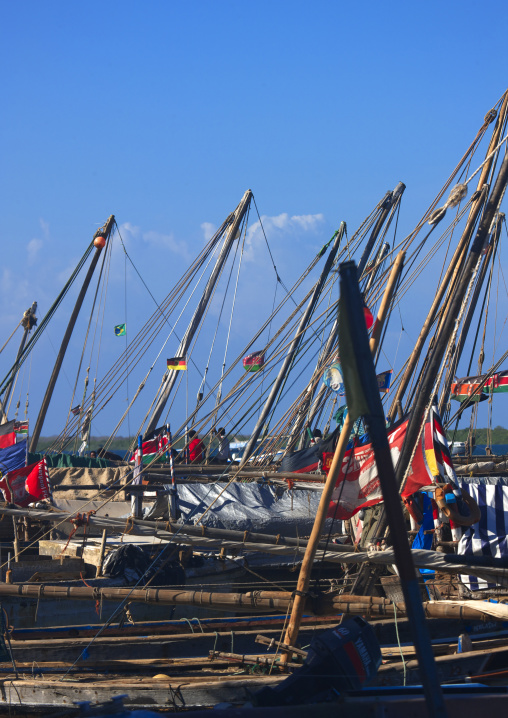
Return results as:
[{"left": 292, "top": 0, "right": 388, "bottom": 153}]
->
[
  {"left": 300, "top": 182, "right": 406, "bottom": 448},
  {"left": 144, "top": 190, "right": 252, "bottom": 437},
  {"left": 387, "top": 94, "right": 508, "bottom": 423},
  {"left": 0, "top": 302, "right": 37, "bottom": 422},
  {"left": 29, "top": 216, "right": 115, "bottom": 453},
  {"left": 239, "top": 224, "right": 344, "bottom": 468},
  {"left": 353, "top": 146, "right": 508, "bottom": 597},
  {"left": 291, "top": 183, "right": 405, "bottom": 449},
  {"left": 281, "top": 250, "right": 405, "bottom": 658},
  {"left": 438, "top": 212, "right": 503, "bottom": 415},
  {"left": 335, "top": 259, "right": 447, "bottom": 718},
  {"left": 356, "top": 182, "right": 405, "bottom": 277}
]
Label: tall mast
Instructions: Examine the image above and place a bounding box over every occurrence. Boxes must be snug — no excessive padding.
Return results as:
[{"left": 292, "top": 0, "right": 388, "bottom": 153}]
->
[
  {"left": 354, "top": 148, "right": 508, "bottom": 597},
  {"left": 282, "top": 223, "right": 346, "bottom": 455},
  {"left": 144, "top": 190, "right": 252, "bottom": 437},
  {"left": 239, "top": 228, "right": 343, "bottom": 468},
  {"left": 388, "top": 95, "right": 508, "bottom": 422},
  {"left": 334, "top": 259, "right": 446, "bottom": 718},
  {"left": 1, "top": 302, "right": 37, "bottom": 420},
  {"left": 281, "top": 252, "right": 405, "bottom": 659},
  {"left": 286, "top": 183, "right": 405, "bottom": 452},
  {"left": 29, "top": 216, "right": 115, "bottom": 452},
  {"left": 356, "top": 182, "right": 405, "bottom": 277},
  {"left": 438, "top": 212, "right": 503, "bottom": 415}
]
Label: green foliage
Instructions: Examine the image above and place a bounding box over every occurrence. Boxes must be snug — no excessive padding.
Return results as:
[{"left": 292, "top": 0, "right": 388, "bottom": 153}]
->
[
  {"left": 448, "top": 426, "right": 508, "bottom": 444},
  {"left": 36, "top": 433, "right": 252, "bottom": 453}
]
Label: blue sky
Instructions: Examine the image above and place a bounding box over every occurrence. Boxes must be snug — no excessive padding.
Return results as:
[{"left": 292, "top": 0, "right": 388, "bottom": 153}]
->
[{"left": 1, "top": 1, "right": 507, "bottom": 440}]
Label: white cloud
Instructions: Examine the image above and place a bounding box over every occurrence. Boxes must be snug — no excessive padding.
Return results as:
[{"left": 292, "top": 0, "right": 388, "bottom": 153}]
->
[
  {"left": 117, "top": 222, "right": 190, "bottom": 261},
  {"left": 291, "top": 214, "right": 325, "bottom": 231},
  {"left": 39, "top": 218, "right": 50, "bottom": 238},
  {"left": 201, "top": 222, "right": 216, "bottom": 242},
  {"left": 27, "top": 238, "right": 43, "bottom": 265},
  {"left": 243, "top": 212, "right": 325, "bottom": 261}
]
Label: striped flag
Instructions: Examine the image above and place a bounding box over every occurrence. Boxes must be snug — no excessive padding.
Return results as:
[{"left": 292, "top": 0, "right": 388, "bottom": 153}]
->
[
  {"left": 326, "top": 413, "right": 437, "bottom": 519},
  {"left": 458, "top": 481, "right": 508, "bottom": 592},
  {"left": 0, "top": 421, "right": 16, "bottom": 449},
  {"left": 424, "top": 404, "right": 458, "bottom": 485},
  {"left": 243, "top": 352, "right": 265, "bottom": 373},
  {"left": 130, "top": 431, "right": 170, "bottom": 465},
  {"left": 167, "top": 357, "right": 187, "bottom": 371},
  {"left": 14, "top": 421, "right": 28, "bottom": 435}
]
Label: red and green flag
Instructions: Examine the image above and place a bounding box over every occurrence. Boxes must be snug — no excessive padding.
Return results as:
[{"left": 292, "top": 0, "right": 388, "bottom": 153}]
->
[
  {"left": 243, "top": 351, "right": 265, "bottom": 373},
  {"left": 451, "top": 370, "right": 508, "bottom": 402},
  {"left": 14, "top": 420, "right": 28, "bottom": 435}
]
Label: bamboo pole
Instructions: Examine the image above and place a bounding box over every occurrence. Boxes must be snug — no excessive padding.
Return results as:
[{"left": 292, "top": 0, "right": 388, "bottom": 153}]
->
[
  {"left": 0, "top": 584, "right": 303, "bottom": 614},
  {"left": 281, "top": 250, "right": 406, "bottom": 657},
  {"left": 95, "top": 529, "right": 108, "bottom": 578},
  {"left": 0, "top": 582, "right": 503, "bottom": 624},
  {"left": 12, "top": 517, "right": 19, "bottom": 564},
  {"left": 147, "top": 466, "right": 327, "bottom": 481}
]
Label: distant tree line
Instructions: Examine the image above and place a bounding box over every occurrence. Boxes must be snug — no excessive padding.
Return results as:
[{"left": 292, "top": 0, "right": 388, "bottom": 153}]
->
[
  {"left": 36, "top": 433, "right": 252, "bottom": 453},
  {"left": 448, "top": 426, "right": 508, "bottom": 444}
]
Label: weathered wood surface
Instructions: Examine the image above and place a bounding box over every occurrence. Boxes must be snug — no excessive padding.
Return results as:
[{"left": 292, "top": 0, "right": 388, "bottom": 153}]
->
[
  {"left": 2, "top": 582, "right": 507, "bottom": 625},
  {"left": 10, "top": 614, "right": 336, "bottom": 641},
  {"left": 7, "top": 625, "right": 333, "bottom": 663},
  {"left": 0, "top": 674, "right": 284, "bottom": 710},
  {"left": 1, "top": 643, "right": 508, "bottom": 709},
  {"left": 0, "top": 652, "right": 298, "bottom": 674}
]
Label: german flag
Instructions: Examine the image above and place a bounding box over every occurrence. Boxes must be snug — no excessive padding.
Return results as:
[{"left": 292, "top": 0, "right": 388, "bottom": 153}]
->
[
  {"left": 0, "top": 420, "right": 16, "bottom": 449},
  {"left": 167, "top": 357, "right": 187, "bottom": 371}
]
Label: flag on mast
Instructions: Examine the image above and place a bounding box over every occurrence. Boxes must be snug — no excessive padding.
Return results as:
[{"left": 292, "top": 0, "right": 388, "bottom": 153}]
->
[
  {"left": 114, "top": 324, "right": 126, "bottom": 336},
  {"left": 242, "top": 351, "right": 265, "bottom": 373},
  {"left": 167, "top": 357, "right": 187, "bottom": 371},
  {"left": 0, "top": 421, "right": 16, "bottom": 449},
  {"left": 376, "top": 369, "right": 393, "bottom": 393}
]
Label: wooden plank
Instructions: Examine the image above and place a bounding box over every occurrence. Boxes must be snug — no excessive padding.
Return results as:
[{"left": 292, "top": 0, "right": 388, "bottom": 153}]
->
[
  {"left": 0, "top": 675, "right": 283, "bottom": 709},
  {"left": 10, "top": 614, "right": 337, "bottom": 641}
]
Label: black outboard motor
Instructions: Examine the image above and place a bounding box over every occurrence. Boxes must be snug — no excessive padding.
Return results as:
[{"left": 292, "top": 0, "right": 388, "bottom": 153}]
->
[{"left": 254, "top": 617, "right": 381, "bottom": 707}]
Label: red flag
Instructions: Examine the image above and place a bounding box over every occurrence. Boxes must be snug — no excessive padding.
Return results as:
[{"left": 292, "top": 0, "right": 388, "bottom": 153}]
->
[
  {"left": 327, "top": 416, "right": 434, "bottom": 519},
  {"left": 130, "top": 435, "right": 169, "bottom": 464},
  {"left": 0, "top": 459, "right": 51, "bottom": 507},
  {"left": 363, "top": 304, "right": 374, "bottom": 330},
  {"left": 243, "top": 351, "right": 265, "bottom": 373}
]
